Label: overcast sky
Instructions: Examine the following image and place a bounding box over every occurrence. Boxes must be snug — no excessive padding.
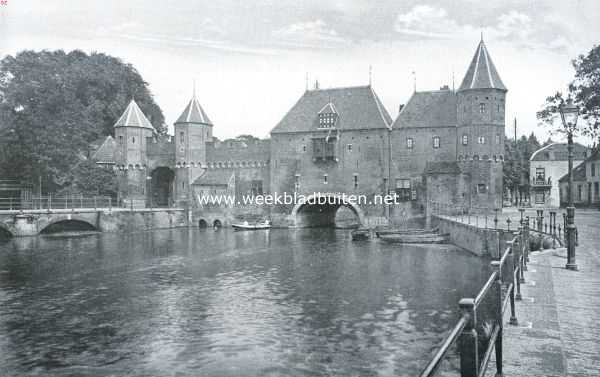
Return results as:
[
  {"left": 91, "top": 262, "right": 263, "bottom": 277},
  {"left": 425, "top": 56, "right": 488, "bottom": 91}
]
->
[{"left": 1, "top": 0, "right": 599, "bottom": 144}]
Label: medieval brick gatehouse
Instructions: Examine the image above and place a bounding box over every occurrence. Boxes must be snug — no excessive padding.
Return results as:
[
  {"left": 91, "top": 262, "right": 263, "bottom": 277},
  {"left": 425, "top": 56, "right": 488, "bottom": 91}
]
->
[{"left": 101, "top": 39, "right": 507, "bottom": 227}]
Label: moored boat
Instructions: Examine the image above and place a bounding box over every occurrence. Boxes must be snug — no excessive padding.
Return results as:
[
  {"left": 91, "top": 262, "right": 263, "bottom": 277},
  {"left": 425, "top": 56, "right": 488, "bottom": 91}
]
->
[
  {"left": 375, "top": 227, "right": 439, "bottom": 237},
  {"left": 351, "top": 228, "right": 370, "bottom": 241},
  {"left": 378, "top": 232, "right": 450, "bottom": 244},
  {"left": 232, "top": 220, "right": 272, "bottom": 231}
]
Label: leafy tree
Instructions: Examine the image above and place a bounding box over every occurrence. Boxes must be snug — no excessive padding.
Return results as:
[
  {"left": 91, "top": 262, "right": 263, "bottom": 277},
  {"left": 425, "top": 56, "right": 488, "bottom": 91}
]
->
[
  {"left": 503, "top": 133, "right": 541, "bottom": 205},
  {"left": 0, "top": 50, "right": 164, "bottom": 192},
  {"left": 61, "top": 159, "right": 117, "bottom": 197},
  {"left": 538, "top": 44, "right": 600, "bottom": 142}
]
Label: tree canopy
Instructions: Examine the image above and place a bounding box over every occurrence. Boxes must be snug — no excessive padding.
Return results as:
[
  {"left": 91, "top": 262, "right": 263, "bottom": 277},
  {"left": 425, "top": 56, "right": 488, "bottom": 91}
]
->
[
  {"left": 503, "top": 133, "right": 541, "bottom": 204},
  {"left": 538, "top": 44, "right": 600, "bottom": 143},
  {"left": 0, "top": 49, "right": 165, "bottom": 192}
]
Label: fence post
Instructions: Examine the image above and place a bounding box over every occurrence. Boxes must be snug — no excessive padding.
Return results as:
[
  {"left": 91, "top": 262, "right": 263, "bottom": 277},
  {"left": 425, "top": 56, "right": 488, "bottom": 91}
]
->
[
  {"left": 109, "top": 197, "right": 112, "bottom": 212},
  {"left": 506, "top": 240, "right": 519, "bottom": 326},
  {"left": 513, "top": 233, "right": 523, "bottom": 301},
  {"left": 491, "top": 260, "right": 503, "bottom": 377},
  {"left": 458, "top": 298, "right": 479, "bottom": 377},
  {"left": 506, "top": 218, "right": 511, "bottom": 232}
]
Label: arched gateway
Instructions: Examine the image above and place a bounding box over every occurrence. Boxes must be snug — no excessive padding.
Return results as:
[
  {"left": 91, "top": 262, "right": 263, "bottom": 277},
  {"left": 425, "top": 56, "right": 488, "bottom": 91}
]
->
[{"left": 290, "top": 193, "right": 365, "bottom": 228}]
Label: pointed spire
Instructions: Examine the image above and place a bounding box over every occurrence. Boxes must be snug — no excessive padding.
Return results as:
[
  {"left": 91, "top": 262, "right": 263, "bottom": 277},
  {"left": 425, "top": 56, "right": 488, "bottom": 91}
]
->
[
  {"left": 113, "top": 99, "right": 156, "bottom": 131},
  {"left": 175, "top": 90, "right": 212, "bottom": 125},
  {"left": 458, "top": 39, "right": 506, "bottom": 91}
]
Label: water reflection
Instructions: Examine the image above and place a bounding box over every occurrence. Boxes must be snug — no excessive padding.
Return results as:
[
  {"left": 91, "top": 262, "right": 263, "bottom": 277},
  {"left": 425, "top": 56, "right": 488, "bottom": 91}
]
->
[{"left": 0, "top": 228, "right": 489, "bottom": 376}]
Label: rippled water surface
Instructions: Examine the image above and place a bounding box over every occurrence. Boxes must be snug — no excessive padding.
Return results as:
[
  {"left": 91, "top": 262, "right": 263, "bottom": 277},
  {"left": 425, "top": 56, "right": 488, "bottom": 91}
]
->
[{"left": 0, "top": 228, "right": 489, "bottom": 376}]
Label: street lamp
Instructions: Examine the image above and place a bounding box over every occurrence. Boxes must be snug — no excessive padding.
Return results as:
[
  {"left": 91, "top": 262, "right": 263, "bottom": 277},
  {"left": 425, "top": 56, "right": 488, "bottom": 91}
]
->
[{"left": 559, "top": 100, "right": 579, "bottom": 271}]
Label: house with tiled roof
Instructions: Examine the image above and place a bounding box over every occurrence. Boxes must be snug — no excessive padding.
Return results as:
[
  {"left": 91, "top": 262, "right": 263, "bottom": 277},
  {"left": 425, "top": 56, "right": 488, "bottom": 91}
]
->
[
  {"left": 529, "top": 143, "right": 589, "bottom": 207},
  {"left": 557, "top": 148, "right": 600, "bottom": 207}
]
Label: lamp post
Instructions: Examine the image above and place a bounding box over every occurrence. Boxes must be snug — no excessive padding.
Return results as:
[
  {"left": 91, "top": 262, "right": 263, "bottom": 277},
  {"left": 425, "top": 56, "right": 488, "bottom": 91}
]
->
[{"left": 559, "top": 100, "right": 579, "bottom": 271}]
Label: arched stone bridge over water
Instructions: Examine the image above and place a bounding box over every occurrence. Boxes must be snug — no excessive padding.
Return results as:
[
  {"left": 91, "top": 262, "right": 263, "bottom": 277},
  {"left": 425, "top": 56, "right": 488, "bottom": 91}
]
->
[{"left": 0, "top": 208, "right": 189, "bottom": 237}]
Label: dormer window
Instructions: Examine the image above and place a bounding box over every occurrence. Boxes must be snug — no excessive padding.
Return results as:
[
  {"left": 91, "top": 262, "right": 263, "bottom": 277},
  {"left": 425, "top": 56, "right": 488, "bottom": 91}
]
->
[
  {"left": 317, "top": 102, "right": 338, "bottom": 129},
  {"left": 318, "top": 113, "right": 337, "bottom": 128}
]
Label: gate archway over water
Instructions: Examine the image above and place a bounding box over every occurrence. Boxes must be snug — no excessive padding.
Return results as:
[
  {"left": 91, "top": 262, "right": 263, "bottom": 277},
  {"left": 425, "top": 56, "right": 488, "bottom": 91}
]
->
[
  {"left": 149, "top": 167, "right": 175, "bottom": 207},
  {"left": 291, "top": 193, "right": 364, "bottom": 228}
]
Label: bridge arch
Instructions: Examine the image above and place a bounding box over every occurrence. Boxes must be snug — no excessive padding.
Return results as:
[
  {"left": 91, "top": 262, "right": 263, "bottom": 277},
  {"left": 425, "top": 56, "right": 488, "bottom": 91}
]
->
[
  {"left": 291, "top": 193, "right": 364, "bottom": 228},
  {"left": 39, "top": 219, "right": 98, "bottom": 234}
]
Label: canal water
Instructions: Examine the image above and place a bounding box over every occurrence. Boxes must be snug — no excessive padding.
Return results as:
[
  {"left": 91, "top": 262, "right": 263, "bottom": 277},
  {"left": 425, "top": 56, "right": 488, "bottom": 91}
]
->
[{"left": 0, "top": 228, "right": 490, "bottom": 376}]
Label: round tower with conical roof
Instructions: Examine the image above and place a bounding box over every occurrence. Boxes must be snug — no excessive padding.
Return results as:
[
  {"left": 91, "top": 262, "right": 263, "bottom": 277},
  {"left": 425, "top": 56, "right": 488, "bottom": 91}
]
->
[
  {"left": 173, "top": 91, "right": 213, "bottom": 205},
  {"left": 456, "top": 39, "right": 507, "bottom": 209},
  {"left": 113, "top": 99, "right": 156, "bottom": 208}
]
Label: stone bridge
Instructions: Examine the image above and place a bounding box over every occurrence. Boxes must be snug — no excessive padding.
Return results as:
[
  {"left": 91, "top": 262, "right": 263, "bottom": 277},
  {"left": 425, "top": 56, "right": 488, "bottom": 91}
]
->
[{"left": 0, "top": 208, "right": 189, "bottom": 237}]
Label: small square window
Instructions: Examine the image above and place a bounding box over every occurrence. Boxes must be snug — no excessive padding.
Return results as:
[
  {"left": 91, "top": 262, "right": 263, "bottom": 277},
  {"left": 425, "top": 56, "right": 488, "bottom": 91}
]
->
[{"left": 478, "top": 136, "right": 485, "bottom": 144}]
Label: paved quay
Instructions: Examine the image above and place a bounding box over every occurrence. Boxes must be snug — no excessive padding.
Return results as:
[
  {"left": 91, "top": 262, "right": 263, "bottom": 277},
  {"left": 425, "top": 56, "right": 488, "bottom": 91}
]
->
[{"left": 469, "top": 208, "right": 600, "bottom": 377}]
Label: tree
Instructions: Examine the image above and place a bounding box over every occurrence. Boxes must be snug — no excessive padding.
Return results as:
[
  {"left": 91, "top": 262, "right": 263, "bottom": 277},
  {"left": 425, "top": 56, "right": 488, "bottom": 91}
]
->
[
  {"left": 0, "top": 50, "right": 165, "bottom": 192},
  {"left": 503, "top": 133, "right": 541, "bottom": 205},
  {"left": 538, "top": 44, "right": 600, "bottom": 142},
  {"left": 61, "top": 159, "right": 118, "bottom": 197}
]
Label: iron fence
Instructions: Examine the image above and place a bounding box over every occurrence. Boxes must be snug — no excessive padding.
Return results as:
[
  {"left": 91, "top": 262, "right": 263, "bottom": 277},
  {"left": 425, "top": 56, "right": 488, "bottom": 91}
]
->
[{"left": 419, "top": 216, "right": 530, "bottom": 377}]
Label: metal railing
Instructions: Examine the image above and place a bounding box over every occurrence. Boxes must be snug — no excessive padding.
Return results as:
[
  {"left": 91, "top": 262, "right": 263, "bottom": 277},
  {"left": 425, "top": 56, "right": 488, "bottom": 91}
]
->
[
  {"left": 0, "top": 196, "right": 113, "bottom": 211},
  {"left": 420, "top": 216, "right": 530, "bottom": 377}
]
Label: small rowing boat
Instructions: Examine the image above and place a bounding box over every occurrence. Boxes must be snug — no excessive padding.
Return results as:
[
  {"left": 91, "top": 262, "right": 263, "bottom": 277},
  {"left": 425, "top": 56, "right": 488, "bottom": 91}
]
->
[
  {"left": 375, "top": 227, "right": 439, "bottom": 237},
  {"left": 232, "top": 220, "right": 272, "bottom": 231},
  {"left": 378, "top": 230, "right": 449, "bottom": 244},
  {"left": 351, "top": 228, "right": 370, "bottom": 241}
]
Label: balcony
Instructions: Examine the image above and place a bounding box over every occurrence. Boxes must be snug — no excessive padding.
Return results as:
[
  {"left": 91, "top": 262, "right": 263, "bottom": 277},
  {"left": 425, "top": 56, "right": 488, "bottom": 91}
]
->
[{"left": 531, "top": 177, "right": 552, "bottom": 188}]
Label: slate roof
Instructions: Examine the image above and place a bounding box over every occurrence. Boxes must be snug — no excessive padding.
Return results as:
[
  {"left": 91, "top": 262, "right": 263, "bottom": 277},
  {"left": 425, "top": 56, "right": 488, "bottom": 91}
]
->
[
  {"left": 424, "top": 161, "right": 461, "bottom": 175},
  {"left": 271, "top": 85, "right": 392, "bottom": 134},
  {"left": 114, "top": 99, "right": 156, "bottom": 131},
  {"left": 91, "top": 135, "right": 117, "bottom": 164},
  {"left": 558, "top": 162, "right": 587, "bottom": 183},
  {"left": 530, "top": 143, "right": 588, "bottom": 162},
  {"left": 392, "top": 89, "right": 457, "bottom": 129},
  {"left": 192, "top": 170, "right": 234, "bottom": 187},
  {"left": 459, "top": 40, "right": 507, "bottom": 91},
  {"left": 175, "top": 94, "right": 212, "bottom": 125},
  {"left": 318, "top": 102, "right": 338, "bottom": 114}
]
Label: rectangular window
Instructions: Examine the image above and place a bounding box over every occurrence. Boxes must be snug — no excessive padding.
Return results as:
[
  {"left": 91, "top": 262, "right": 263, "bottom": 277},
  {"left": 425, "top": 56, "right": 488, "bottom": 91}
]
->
[
  {"left": 407, "top": 138, "right": 414, "bottom": 149},
  {"left": 294, "top": 175, "right": 300, "bottom": 192},
  {"left": 347, "top": 144, "right": 352, "bottom": 152},
  {"left": 592, "top": 163, "right": 596, "bottom": 177},
  {"left": 595, "top": 182, "right": 599, "bottom": 201},
  {"left": 180, "top": 131, "right": 184, "bottom": 143},
  {"left": 395, "top": 179, "right": 411, "bottom": 201},
  {"left": 433, "top": 136, "right": 440, "bottom": 149},
  {"left": 312, "top": 138, "right": 336, "bottom": 161},
  {"left": 323, "top": 174, "right": 328, "bottom": 184},
  {"left": 478, "top": 136, "right": 485, "bottom": 144},
  {"left": 353, "top": 174, "right": 358, "bottom": 189},
  {"left": 462, "top": 134, "right": 468, "bottom": 145},
  {"left": 477, "top": 184, "right": 487, "bottom": 194},
  {"left": 119, "top": 135, "right": 123, "bottom": 144},
  {"left": 535, "top": 167, "right": 545, "bottom": 184},
  {"left": 495, "top": 134, "right": 500, "bottom": 144},
  {"left": 479, "top": 103, "right": 486, "bottom": 113}
]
